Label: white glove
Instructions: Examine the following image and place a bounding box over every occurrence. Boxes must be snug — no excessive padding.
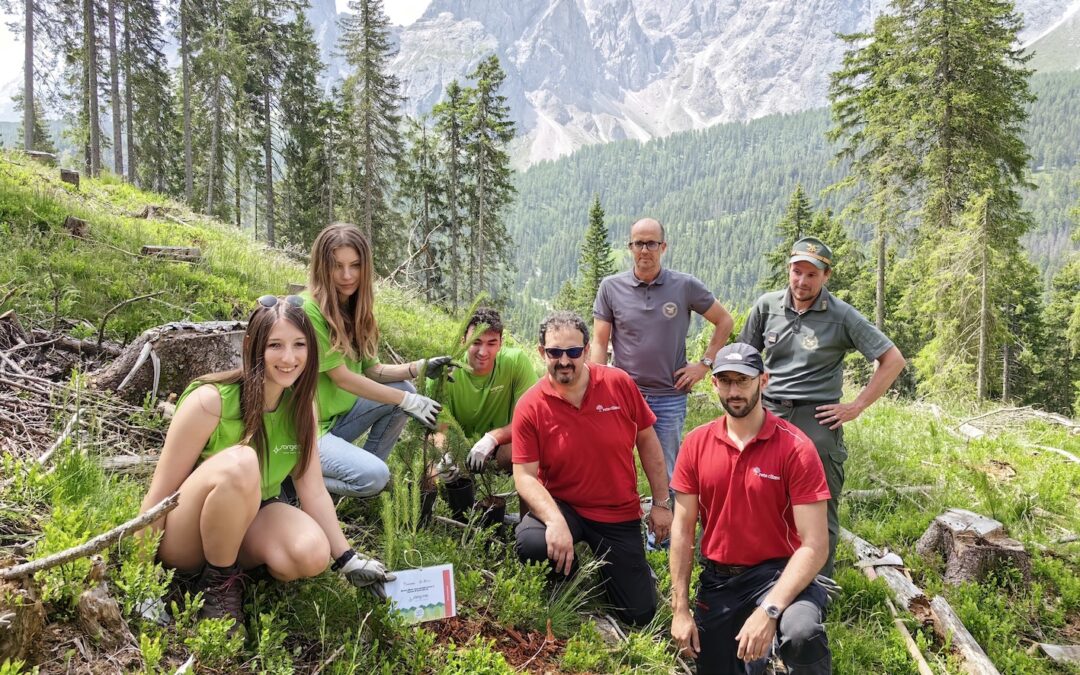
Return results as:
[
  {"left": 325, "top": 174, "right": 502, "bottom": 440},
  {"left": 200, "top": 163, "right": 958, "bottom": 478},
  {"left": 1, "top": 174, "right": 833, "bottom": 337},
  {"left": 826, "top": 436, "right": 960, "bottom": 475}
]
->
[
  {"left": 399, "top": 392, "right": 442, "bottom": 429},
  {"left": 434, "top": 452, "right": 460, "bottom": 483},
  {"left": 466, "top": 433, "right": 499, "bottom": 472},
  {"left": 336, "top": 550, "right": 396, "bottom": 600}
]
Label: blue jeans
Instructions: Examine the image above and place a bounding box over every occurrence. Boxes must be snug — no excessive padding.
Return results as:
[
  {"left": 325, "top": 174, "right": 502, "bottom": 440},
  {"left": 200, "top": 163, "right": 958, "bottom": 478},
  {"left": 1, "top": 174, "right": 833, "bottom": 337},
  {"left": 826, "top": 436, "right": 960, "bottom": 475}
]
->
[
  {"left": 318, "top": 380, "right": 414, "bottom": 497},
  {"left": 643, "top": 393, "right": 688, "bottom": 488}
]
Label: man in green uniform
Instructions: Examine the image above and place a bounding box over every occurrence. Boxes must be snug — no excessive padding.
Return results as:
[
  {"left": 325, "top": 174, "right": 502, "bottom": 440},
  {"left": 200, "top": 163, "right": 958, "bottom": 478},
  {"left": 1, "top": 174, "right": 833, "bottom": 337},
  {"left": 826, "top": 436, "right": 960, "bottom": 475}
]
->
[
  {"left": 434, "top": 307, "right": 538, "bottom": 474},
  {"left": 738, "top": 237, "right": 906, "bottom": 576}
]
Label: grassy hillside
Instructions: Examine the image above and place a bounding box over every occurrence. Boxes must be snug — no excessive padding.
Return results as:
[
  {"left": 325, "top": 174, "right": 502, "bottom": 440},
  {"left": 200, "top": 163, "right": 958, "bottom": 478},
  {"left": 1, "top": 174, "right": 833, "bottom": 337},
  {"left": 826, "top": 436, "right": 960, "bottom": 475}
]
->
[{"left": 1, "top": 151, "right": 1078, "bottom": 673}]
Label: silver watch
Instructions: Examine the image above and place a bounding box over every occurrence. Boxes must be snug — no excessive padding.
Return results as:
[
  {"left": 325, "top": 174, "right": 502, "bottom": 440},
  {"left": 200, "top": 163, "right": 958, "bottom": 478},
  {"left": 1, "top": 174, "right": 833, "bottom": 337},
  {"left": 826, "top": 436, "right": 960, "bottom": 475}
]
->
[
  {"left": 652, "top": 497, "right": 673, "bottom": 511},
  {"left": 763, "top": 603, "right": 781, "bottom": 620},
  {"left": 700, "top": 356, "right": 714, "bottom": 369}
]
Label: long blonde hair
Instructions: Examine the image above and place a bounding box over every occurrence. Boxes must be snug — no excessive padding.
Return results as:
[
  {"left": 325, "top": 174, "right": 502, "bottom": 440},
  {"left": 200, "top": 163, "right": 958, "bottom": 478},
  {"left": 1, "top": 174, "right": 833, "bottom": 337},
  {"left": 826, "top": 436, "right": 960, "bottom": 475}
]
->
[{"left": 308, "top": 223, "right": 379, "bottom": 361}]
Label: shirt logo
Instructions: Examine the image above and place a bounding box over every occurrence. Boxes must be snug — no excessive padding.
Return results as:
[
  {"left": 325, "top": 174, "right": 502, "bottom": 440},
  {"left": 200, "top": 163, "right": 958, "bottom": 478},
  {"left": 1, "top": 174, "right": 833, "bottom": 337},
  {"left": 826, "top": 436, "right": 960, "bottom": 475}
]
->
[
  {"left": 752, "top": 467, "right": 780, "bottom": 481},
  {"left": 595, "top": 404, "right": 622, "bottom": 413},
  {"left": 662, "top": 302, "right": 678, "bottom": 319},
  {"left": 275, "top": 444, "right": 299, "bottom": 454},
  {"left": 489, "top": 385, "right": 506, "bottom": 393},
  {"left": 802, "top": 334, "right": 819, "bottom": 351}
]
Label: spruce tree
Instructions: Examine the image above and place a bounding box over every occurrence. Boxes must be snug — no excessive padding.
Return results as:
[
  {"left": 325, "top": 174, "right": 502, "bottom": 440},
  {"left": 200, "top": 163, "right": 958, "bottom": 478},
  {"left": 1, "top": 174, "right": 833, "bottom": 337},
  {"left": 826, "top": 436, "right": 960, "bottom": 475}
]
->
[
  {"left": 575, "top": 194, "right": 616, "bottom": 317},
  {"left": 433, "top": 79, "right": 469, "bottom": 309},
  {"left": 13, "top": 94, "right": 56, "bottom": 153},
  {"left": 400, "top": 116, "right": 448, "bottom": 301},
  {"left": 762, "top": 184, "right": 814, "bottom": 291}
]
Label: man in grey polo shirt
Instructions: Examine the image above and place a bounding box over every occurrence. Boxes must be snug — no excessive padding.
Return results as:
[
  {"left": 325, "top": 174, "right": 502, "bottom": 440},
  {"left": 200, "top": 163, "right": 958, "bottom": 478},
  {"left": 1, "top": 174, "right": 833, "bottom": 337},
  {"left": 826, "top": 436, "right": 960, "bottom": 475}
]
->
[
  {"left": 592, "top": 217, "right": 734, "bottom": 490},
  {"left": 738, "top": 236, "right": 905, "bottom": 576}
]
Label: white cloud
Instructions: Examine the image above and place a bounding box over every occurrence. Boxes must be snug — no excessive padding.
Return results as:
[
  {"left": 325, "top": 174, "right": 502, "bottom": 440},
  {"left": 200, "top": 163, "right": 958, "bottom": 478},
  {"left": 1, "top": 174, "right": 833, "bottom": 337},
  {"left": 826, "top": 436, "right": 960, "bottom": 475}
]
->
[{"left": 337, "top": 0, "right": 430, "bottom": 26}]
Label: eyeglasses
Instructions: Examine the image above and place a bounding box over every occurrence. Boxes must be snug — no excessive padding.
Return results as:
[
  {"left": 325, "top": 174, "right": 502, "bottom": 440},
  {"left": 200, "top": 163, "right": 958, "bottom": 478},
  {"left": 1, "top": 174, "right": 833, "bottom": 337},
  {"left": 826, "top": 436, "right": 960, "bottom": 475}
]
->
[
  {"left": 628, "top": 240, "right": 663, "bottom": 251},
  {"left": 257, "top": 295, "right": 304, "bottom": 309},
  {"left": 714, "top": 374, "right": 756, "bottom": 389},
  {"left": 543, "top": 346, "right": 586, "bottom": 359}
]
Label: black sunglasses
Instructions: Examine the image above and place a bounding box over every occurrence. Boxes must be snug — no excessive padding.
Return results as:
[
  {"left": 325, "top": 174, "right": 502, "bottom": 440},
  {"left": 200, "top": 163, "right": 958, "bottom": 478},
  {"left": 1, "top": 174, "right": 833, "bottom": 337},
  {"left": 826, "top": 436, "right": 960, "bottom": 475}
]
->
[
  {"left": 257, "top": 294, "right": 304, "bottom": 309},
  {"left": 544, "top": 346, "right": 586, "bottom": 359}
]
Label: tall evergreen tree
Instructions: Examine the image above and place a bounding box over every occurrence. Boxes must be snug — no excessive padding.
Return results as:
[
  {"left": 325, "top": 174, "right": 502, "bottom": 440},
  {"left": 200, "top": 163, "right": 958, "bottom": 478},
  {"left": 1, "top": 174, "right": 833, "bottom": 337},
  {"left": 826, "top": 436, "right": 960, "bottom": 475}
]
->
[
  {"left": 106, "top": 0, "right": 122, "bottom": 175},
  {"left": 338, "top": 0, "right": 402, "bottom": 260},
  {"left": 575, "top": 194, "right": 616, "bottom": 317},
  {"left": 13, "top": 94, "right": 56, "bottom": 153},
  {"left": 433, "top": 79, "right": 468, "bottom": 309},
  {"left": 762, "top": 184, "right": 814, "bottom": 290},
  {"left": 464, "top": 55, "right": 516, "bottom": 297},
  {"left": 123, "top": 0, "right": 173, "bottom": 191},
  {"left": 399, "top": 116, "right": 448, "bottom": 301}
]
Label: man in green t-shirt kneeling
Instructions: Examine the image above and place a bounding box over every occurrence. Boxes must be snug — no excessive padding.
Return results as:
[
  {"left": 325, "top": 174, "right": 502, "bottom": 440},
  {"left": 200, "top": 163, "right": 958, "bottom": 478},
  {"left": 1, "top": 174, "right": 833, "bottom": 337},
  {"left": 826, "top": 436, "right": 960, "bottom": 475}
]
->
[{"left": 430, "top": 307, "right": 539, "bottom": 516}]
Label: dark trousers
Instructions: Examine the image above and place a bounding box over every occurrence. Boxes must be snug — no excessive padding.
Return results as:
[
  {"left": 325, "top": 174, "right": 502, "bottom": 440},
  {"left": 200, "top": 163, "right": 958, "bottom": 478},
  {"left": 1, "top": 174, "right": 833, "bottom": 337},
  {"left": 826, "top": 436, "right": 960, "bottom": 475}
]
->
[
  {"left": 764, "top": 398, "right": 845, "bottom": 577},
  {"left": 694, "top": 560, "right": 831, "bottom": 675},
  {"left": 515, "top": 500, "right": 657, "bottom": 627}
]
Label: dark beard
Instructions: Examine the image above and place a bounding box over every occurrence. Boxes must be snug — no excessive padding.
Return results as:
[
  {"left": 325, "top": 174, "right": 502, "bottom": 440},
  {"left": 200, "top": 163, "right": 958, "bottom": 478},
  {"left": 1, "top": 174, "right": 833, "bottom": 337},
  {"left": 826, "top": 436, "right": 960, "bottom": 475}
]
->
[{"left": 720, "top": 383, "right": 761, "bottom": 418}]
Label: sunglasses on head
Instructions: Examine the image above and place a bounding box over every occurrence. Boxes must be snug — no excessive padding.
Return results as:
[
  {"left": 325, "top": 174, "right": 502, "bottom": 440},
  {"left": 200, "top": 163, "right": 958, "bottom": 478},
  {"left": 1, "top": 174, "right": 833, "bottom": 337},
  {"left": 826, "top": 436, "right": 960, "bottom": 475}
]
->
[
  {"left": 256, "top": 295, "right": 304, "bottom": 309},
  {"left": 544, "top": 346, "right": 585, "bottom": 359}
]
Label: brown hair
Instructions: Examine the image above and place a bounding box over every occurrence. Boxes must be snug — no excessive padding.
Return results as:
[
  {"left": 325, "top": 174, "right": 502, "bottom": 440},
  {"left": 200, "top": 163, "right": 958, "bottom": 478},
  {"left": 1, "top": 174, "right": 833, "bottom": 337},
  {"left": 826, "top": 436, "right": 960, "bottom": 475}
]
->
[
  {"left": 199, "top": 301, "right": 319, "bottom": 479},
  {"left": 308, "top": 223, "right": 379, "bottom": 361}
]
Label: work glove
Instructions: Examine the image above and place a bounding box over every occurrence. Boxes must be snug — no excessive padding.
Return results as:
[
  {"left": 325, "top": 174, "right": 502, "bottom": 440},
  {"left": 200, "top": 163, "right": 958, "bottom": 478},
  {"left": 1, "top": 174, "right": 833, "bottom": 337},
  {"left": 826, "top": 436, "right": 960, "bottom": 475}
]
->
[
  {"left": 466, "top": 433, "right": 499, "bottom": 472},
  {"left": 334, "top": 549, "right": 396, "bottom": 601},
  {"left": 434, "top": 451, "right": 460, "bottom": 483},
  {"left": 399, "top": 392, "right": 442, "bottom": 429},
  {"left": 814, "top": 574, "right": 842, "bottom": 603},
  {"left": 421, "top": 355, "right": 456, "bottom": 381}
]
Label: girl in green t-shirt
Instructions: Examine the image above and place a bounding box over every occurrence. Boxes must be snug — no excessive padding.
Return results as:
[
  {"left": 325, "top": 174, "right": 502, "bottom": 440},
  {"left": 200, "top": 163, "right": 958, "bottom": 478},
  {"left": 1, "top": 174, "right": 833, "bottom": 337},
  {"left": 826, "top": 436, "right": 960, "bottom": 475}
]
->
[
  {"left": 139, "top": 296, "right": 396, "bottom": 632},
  {"left": 304, "top": 223, "right": 449, "bottom": 497}
]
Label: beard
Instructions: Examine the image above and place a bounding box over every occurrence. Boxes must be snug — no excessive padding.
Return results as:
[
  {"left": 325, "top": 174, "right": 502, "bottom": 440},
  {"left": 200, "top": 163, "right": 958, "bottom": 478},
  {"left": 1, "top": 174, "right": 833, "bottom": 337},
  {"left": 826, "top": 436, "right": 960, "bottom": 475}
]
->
[
  {"left": 720, "top": 382, "right": 761, "bottom": 418},
  {"left": 551, "top": 363, "right": 576, "bottom": 384}
]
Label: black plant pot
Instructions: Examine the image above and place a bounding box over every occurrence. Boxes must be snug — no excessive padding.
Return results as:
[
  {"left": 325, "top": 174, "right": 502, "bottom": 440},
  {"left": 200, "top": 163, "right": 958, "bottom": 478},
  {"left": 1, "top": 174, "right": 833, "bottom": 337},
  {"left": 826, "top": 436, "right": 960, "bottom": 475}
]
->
[
  {"left": 475, "top": 495, "right": 506, "bottom": 530},
  {"left": 442, "top": 476, "right": 475, "bottom": 522}
]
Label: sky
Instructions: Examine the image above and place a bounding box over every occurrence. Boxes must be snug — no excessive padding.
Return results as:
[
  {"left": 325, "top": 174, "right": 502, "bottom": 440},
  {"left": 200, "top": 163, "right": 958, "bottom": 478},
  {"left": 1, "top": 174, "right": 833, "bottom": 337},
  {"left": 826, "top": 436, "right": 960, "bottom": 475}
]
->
[{"left": 0, "top": 0, "right": 432, "bottom": 119}]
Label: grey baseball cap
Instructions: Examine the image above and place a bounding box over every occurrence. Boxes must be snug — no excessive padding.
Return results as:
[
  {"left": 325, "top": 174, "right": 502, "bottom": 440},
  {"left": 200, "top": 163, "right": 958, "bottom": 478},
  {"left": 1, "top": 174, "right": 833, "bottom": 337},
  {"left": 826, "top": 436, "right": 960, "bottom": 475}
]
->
[{"left": 712, "top": 343, "right": 765, "bottom": 377}]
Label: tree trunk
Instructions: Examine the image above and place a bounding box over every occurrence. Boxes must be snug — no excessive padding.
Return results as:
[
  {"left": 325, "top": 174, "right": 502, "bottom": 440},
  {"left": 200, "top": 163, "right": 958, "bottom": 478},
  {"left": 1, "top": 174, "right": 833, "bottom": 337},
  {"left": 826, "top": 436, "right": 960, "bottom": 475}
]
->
[
  {"left": 122, "top": 0, "right": 135, "bottom": 183},
  {"left": 875, "top": 223, "right": 886, "bottom": 330},
  {"left": 85, "top": 0, "right": 101, "bottom": 176},
  {"left": 181, "top": 1, "right": 193, "bottom": 203},
  {"left": 107, "top": 0, "right": 123, "bottom": 177},
  {"left": 233, "top": 83, "right": 242, "bottom": 229},
  {"left": 976, "top": 206, "right": 989, "bottom": 400},
  {"left": 206, "top": 33, "right": 224, "bottom": 215},
  {"left": 23, "top": 0, "right": 34, "bottom": 152},
  {"left": 263, "top": 86, "right": 275, "bottom": 247}
]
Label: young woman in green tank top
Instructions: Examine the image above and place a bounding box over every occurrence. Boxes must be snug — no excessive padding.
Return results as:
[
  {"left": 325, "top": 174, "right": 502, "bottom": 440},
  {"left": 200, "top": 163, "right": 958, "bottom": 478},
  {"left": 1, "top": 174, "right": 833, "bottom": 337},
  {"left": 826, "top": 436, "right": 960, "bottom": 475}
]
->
[{"left": 138, "top": 296, "right": 395, "bottom": 632}]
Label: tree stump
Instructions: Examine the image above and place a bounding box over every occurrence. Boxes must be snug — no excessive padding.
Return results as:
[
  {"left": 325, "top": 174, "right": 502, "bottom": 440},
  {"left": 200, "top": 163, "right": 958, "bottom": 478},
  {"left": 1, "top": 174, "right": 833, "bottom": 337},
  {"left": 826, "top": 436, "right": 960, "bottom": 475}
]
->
[
  {"left": 88, "top": 321, "right": 246, "bottom": 403},
  {"left": 140, "top": 246, "right": 202, "bottom": 263},
  {"left": 63, "top": 215, "right": 89, "bottom": 237},
  {"left": 0, "top": 575, "right": 46, "bottom": 663},
  {"left": 915, "top": 509, "right": 1031, "bottom": 586},
  {"left": 76, "top": 557, "right": 129, "bottom": 649},
  {"left": 60, "top": 168, "right": 80, "bottom": 188}
]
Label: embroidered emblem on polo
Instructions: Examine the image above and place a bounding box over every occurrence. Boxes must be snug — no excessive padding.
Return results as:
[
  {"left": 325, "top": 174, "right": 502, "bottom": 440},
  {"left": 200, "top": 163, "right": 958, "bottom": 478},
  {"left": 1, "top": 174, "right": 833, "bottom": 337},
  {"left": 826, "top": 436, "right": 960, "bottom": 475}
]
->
[
  {"left": 662, "top": 302, "right": 678, "bottom": 318},
  {"left": 752, "top": 467, "right": 780, "bottom": 481},
  {"left": 275, "top": 444, "right": 299, "bottom": 454},
  {"left": 802, "top": 334, "right": 818, "bottom": 350},
  {"left": 489, "top": 385, "right": 506, "bottom": 393},
  {"left": 595, "top": 404, "right": 622, "bottom": 413}
]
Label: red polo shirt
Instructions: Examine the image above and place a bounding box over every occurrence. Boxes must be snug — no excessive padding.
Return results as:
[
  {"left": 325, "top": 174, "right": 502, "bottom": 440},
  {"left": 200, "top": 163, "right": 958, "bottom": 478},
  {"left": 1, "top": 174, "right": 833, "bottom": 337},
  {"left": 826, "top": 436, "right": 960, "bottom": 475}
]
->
[
  {"left": 671, "top": 411, "right": 830, "bottom": 566},
  {"left": 512, "top": 364, "right": 657, "bottom": 523}
]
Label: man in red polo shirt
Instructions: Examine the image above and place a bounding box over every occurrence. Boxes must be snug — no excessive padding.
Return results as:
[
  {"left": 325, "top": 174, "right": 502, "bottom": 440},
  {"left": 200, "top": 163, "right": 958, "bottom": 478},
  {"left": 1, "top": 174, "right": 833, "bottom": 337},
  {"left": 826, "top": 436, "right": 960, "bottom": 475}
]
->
[
  {"left": 670, "top": 342, "right": 833, "bottom": 674},
  {"left": 513, "top": 310, "right": 672, "bottom": 627}
]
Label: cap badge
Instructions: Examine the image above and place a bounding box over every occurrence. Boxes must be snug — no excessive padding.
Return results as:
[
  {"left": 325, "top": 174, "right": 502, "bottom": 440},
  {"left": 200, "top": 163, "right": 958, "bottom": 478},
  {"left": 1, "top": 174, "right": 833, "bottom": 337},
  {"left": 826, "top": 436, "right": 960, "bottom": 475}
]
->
[{"left": 806, "top": 243, "right": 819, "bottom": 253}]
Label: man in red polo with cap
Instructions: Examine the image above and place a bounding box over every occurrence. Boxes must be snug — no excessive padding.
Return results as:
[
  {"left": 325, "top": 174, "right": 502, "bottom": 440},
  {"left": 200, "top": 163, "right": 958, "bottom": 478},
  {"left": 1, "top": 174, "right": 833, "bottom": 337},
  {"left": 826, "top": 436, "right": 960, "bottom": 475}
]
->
[{"left": 669, "top": 342, "right": 834, "bottom": 674}]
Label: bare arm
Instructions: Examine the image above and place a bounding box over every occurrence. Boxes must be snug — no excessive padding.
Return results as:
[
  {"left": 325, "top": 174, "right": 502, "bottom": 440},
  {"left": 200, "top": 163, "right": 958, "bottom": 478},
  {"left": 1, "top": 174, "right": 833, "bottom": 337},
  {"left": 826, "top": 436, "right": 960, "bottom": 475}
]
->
[
  {"left": 486, "top": 423, "right": 512, "bottom": 446},
  {"left": 513, "top": 461, "right": 575, "bottom": 575},
  {"left": 636, "top": 426, "right": 671, "bottom": 541},
  {"left": 736, "top": 500, "right": 828, "bottom": 661},
  {"left": 327, "top": 364, "right": 408, "bottom": 405},
  {"left": 590, "top": 318, "right": 612, "bottom": 364},
  {"left": 675, "top": 301, "right": 735, "bottom": 390},
  {"left": 293, "top": 409, "right": 350, "bottom": 559},
  {"left": 669, "top": 491, "right": 700, "bottom": 657},
  {"left": 815, "top": 346, "right": 906, "bottom": 429},
  {"left": 139, "top": 385, "right": 220, "bottom": 527},
  {"left": 363, "top": 361, "right": 417, "bottom": 384}
]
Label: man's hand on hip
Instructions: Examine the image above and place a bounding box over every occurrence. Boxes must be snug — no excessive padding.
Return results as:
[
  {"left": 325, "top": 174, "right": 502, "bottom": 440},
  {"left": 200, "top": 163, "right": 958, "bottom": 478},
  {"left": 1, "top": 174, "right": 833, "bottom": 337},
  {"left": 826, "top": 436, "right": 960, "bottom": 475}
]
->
[
  {"left": 815, "top": 401, "right": 866, "bottom": 430},
  {"left": 673, "top": 362, "right": 710, "bottom": 391},
  {"left": 545, "top": 516, "right": 575, "bottom": 576}
]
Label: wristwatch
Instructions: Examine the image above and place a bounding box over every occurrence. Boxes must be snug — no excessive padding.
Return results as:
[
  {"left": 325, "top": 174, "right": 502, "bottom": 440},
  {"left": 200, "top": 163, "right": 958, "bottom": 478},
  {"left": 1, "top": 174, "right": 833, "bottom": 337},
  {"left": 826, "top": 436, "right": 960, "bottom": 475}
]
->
[
  {"left": 700, "top": 356, "right": 714, "bottom": 369},
  {"left": 652, "top": 497, "right": 673, "bottom": 511},
  {"left": 762, "top": 603, "right": 781, "bottom": 620}
]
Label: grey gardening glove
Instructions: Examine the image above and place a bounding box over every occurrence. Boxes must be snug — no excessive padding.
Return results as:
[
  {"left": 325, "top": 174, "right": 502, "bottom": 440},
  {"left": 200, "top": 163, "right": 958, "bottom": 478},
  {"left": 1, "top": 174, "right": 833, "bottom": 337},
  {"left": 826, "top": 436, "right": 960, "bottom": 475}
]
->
[
  {"left": 399, "top": 392, "right": 442, "bottom": 429},
  {"left": 422, "top": 355, "right": 456, "bottom": 381},
  {"left": 814, "top": 574, "right": 842, "bottom": 603},
  {"left": 334, "top": 550, "right": 396, "bottom": 601}
]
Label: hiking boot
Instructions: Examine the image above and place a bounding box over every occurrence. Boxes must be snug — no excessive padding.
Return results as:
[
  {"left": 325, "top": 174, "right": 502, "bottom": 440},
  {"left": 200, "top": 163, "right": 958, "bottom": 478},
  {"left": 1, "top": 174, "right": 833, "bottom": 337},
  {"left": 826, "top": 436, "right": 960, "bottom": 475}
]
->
[{"left": 195, "top": 563, "right": 246, "bottom": 635}]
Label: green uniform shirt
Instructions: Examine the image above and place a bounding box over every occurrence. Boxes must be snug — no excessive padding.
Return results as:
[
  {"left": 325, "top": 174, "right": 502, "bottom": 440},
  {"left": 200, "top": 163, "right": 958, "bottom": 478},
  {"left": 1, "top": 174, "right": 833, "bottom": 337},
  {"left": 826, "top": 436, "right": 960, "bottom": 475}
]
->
[
  {"left": 428, "top": 347, "right": 538, "bottom": 439},
  {"left": 737, "top": 287, "right": 893, "bottom": 401},
  {"left": 178, "top": 381, "right": 301, "bottom": 501},
  {"left": 301, "top": 292, "right": 379, "bottom": 435}
]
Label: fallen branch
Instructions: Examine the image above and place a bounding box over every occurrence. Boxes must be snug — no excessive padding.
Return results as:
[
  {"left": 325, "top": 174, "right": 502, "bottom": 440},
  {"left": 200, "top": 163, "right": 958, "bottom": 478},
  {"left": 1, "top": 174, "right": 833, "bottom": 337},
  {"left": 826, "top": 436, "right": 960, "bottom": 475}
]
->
[
  {"left": 37, "top": 410, "right": 82, "bottom": 466},
  {"left": 929, "top": 595, "right": 1000, "bottom": 674},
  {"left": 844, "top": 485, "right": 933, "bottom": 500},
  {"left": 862, "top": 565, "right": 935, "bottom": 675},
  {"left": 97, "top": 291, "right": 167, "bottom": 348},
  {"left": 1032, "top": 444, "right": 1080, "bottom": 465},
  {"left": 841, "top": 528, "right": 928, "bottom": 615},
  {"left": 0, "top": 492, "right": 179, "bottom": 580},
  {"left": 434, "top": 515, "right": 467, "bottom": 530}
]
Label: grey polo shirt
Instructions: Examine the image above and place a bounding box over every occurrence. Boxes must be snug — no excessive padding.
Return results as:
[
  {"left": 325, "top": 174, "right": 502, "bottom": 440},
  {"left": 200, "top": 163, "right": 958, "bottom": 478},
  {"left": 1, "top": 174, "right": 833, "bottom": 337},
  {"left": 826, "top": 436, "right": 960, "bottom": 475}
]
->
[
  {"left": 737, "top": 287, "right": 893, "bottom": 401},
  {"left": 594, "top": 268, "right": 716, "bottom": 397}
]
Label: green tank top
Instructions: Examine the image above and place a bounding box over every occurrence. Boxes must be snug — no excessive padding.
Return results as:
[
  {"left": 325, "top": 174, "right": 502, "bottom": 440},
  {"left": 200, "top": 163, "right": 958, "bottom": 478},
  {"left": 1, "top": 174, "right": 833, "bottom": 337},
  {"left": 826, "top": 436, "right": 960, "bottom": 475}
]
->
[{"left": 176, "top": 381, "right": 302, "bottom": 500}]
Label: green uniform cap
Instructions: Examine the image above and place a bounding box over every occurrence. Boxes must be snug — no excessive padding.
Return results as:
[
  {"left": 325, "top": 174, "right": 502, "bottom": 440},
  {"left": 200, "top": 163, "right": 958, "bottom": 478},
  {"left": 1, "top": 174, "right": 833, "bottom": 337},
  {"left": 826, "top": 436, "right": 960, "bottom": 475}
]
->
[{"left": 790, "top": 237, "right": 833, "bottom": 270}]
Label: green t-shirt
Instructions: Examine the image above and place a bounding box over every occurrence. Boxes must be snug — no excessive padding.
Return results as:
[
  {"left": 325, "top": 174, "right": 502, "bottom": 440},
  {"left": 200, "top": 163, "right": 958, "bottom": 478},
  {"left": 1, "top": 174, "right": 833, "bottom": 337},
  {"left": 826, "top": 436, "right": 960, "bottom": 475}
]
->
[
  {"left": 178, "top": 381, "right": 301, "bottom": 501},
  {"left": 428, "top": 347, "right": 538, "bottom": 439},
  {"left": 301, "top": 293, "right": 379, "bottom": 435}
]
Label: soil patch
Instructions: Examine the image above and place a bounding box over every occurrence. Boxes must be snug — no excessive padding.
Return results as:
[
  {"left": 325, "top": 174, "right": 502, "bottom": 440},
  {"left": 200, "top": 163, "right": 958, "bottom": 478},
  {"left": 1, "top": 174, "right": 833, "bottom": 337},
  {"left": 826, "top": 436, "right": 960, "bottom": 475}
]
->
[{"left": 429, "top": 612, "right": 566, "bottom": 673}]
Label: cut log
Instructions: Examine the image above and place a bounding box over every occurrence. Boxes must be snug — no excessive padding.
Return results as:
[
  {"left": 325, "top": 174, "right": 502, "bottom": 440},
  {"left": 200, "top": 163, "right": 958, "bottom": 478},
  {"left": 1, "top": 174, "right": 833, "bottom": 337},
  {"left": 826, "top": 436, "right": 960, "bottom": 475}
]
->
[
  {"left": 915, "top": 509, "right": 1031, "bottom": 586},
  {"left": 133, "top": 204, "right": 168, "bottom": 219},
  {"left": 60, "top": 168, "right": 80, "bottom": 188},
  {"left": 139, "top": 245, "right": 202, "bottom": 263},
  {"left": 27, "top": 150, "right": 56, "bottom": 164},
  {"left": 0, "top": 574, "right": 46, "bottom": 663},
  {"left": 929, "top": 595, "right": 1000, "bottom": 674},
  {"left": 29, "top": 330, "right": 121, "bottom": 357},
  {"left": 841, "top": 528, "right": 930, "bottom": 618},
  {"left": 1038, "top": 644, "right": 1080, "bottom": 665},
  {"left": 100, "top": 454, "right": 158, "bottom": 474},
  {"left": 63, "top": 215, "right": 89, "bottom": 237},
  {"left": 88, "top": 321, "right": 245, "bottom": 403}
]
